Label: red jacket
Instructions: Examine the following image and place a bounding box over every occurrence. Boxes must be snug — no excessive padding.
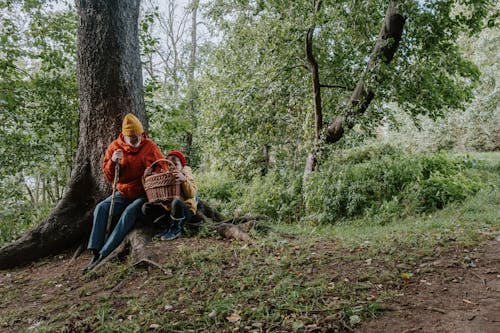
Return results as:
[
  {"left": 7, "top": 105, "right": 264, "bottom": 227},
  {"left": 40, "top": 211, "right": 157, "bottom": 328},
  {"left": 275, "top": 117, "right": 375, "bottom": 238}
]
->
[{"left": 103, "top": 133, "right": 164, "bottom": 199}]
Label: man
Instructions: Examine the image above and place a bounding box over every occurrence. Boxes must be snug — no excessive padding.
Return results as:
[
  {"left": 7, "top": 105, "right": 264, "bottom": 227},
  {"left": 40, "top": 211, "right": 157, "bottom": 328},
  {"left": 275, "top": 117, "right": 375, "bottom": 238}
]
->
[{"left": 83, "top": 113, "right": 163, "bottom": 273}]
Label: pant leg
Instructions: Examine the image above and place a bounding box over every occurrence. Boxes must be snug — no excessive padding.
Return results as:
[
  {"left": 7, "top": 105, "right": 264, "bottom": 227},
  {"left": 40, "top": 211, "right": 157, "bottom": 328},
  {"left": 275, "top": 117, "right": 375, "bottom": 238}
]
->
[
  {"left": 88, "top": 192, "right": 129, "bottom": 251},
  {"left": 99, "top": 196, "right": 146, "bottom": 258},
  {"left": 170, "top": 197, "right": 193, "bottom": 222}
]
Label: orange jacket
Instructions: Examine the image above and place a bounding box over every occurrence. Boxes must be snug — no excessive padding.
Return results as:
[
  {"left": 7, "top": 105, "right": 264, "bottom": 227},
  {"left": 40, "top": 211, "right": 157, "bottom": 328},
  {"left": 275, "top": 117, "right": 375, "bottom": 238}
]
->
[{"left": 103, "top": 133, "right": 164, "bottom": 199}]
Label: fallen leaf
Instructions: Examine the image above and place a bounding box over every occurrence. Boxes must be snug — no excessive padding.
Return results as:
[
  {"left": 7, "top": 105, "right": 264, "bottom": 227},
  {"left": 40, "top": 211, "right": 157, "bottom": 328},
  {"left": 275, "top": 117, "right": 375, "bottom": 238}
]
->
[
  {"left": 149, "top": 323, "right": 160, "bottom": 329},
  {"left": 208, "top": 310, "right": 217, "bottom": 318},
  {"left": 226, "top": 313, "right": 241, "bottom": 323},
  {"left": 164, "top": 304, "right": 173, "bottom": 311},
  {"left": 350, "top": 315, "right": 361, "bottom": 326},
  {"left": 419, "top": 279, "right": 432, "bottom": 286}
]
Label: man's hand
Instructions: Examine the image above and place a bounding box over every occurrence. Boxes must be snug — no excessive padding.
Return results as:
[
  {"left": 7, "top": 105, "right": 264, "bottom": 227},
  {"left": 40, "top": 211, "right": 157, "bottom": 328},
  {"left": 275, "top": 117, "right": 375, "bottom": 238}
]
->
[
  {"left": 172, "top": 169, "right": 186, "bottom": 182},
  {"left": 111, "top": 149, "right": 123, "bottom": 162}
]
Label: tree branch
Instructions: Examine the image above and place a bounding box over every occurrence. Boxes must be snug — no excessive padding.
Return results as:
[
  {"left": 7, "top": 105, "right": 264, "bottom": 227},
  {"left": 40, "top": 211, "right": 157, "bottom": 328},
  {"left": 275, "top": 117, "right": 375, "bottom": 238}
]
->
[{"left": 325, "top": 0, "right": 406, "bottom": 144}]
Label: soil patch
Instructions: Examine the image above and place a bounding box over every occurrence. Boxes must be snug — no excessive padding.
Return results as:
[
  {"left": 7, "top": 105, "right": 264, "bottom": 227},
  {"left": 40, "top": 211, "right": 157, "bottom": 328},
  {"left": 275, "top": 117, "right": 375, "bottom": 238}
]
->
[
  {"left": 357, "top": 239, "right": 499, "bottom": 333},
  {"left": 0, "top": 237, "right": 498, "bottom": 332}
]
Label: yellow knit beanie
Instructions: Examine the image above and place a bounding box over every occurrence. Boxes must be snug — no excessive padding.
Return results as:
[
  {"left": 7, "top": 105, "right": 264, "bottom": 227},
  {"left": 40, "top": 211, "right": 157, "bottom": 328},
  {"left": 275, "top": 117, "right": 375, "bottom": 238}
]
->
[{"left": 122, "top": 113, "right": 144, "bottom": 136}]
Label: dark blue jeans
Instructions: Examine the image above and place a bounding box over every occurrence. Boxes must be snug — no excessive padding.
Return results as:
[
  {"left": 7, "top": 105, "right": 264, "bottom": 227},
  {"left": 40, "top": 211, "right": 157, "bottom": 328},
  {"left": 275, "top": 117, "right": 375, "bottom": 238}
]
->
[
  {"left": 88, "top": 192, "right": 146, "bottom": 258},
  {"left": 170, "top": 197, "right": 192, "bottom": 222}
]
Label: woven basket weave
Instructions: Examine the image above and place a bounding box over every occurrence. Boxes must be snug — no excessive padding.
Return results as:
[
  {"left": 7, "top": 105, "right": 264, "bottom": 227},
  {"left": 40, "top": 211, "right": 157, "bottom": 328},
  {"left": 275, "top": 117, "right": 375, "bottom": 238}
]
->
[{"left": 143, "top": 159, "right": 181, "bottom": 202}]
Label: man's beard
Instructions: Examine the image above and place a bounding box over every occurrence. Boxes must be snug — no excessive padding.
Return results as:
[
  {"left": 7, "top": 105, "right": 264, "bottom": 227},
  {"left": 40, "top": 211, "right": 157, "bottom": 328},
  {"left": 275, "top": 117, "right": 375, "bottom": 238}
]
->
[{"left": 124, "top": 136, "right": 141, "bottom": 147}]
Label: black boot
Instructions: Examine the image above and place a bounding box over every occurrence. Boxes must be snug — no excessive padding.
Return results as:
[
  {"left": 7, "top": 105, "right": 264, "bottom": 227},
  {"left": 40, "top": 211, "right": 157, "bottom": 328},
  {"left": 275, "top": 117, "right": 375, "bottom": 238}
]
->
[
  {"left": 82, "top": 250, "right": 103, "bottom": 274},
  {"left": 160, "top": 217, "right": 184, "bottom": 240}
]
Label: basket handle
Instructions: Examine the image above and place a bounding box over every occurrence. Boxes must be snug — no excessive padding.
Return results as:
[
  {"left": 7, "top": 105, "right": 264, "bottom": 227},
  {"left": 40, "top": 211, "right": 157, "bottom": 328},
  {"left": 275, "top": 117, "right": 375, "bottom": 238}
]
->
[{"left": 144, "top": 158, "right": 176, "bottom": 177}]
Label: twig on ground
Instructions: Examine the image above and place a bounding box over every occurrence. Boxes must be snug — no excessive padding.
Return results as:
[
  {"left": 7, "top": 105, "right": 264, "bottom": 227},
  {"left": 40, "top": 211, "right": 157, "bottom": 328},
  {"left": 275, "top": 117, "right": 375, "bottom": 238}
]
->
[
  {"left": 130, "top": 258, "right": 169, "bottom": 275},
  {"left": 470, "top": 271, "right": 487, "bottom": 287},
  {"left": 425, "top": 306, "right": 447, "bottom": 314},
  {"left": 69, "top": 241, "right": 86, "bottom": 264}
]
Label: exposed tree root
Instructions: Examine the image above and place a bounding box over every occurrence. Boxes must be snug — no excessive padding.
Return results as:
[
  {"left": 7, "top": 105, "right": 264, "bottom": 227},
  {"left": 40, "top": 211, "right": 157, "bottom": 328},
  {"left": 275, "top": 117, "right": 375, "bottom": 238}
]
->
[
  {"left": 82, "top": 202, "right": 268, "bottom": 275},
  {"left": 69, "top": 241, "right": 87, "bottom": 264},
  {"left": 216, "top": 223, "right": 253, "bottom": 243}
]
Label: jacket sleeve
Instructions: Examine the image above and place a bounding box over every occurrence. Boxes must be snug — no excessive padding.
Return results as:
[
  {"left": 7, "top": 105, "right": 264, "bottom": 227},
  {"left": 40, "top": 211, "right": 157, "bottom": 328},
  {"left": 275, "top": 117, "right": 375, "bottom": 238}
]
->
[
  {"left": 102, "top": 142, "right": 117, "bottom": 183},
  {"left": 181, "top": 166, "right": 197, "bottom": 199}
]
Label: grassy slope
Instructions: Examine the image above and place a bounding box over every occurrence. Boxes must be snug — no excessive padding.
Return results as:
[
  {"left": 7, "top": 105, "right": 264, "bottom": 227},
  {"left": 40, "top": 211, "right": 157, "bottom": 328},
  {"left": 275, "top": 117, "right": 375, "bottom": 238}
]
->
[{"left": 0, "top": 153, "right": 498, "bottom": 332}]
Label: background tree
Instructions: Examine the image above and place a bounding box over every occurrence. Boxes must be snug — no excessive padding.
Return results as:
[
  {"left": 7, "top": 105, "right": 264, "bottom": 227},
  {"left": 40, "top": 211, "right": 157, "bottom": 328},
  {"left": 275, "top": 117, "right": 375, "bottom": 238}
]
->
[
  {"left": 197, "top": 0, "right": 493, "bottom": 177},
  {"left": 140, "top": 0, "right": 205, "bottom": 162}
]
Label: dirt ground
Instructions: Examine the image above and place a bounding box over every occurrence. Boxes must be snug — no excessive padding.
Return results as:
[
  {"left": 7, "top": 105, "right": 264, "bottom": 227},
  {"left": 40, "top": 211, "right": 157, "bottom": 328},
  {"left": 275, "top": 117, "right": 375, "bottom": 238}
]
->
[
  {"left": 357, "top": 239, "right": 500, "bottom": 333},
  {"left": 0, "top": 237, "right": 498, "bottom": 332}
]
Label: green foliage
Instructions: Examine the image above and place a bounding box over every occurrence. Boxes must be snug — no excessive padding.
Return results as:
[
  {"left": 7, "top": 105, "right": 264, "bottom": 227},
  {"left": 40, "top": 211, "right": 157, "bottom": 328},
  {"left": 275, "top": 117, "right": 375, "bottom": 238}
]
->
[
  {"left": 145, "top": 76, "right": 193, "bottom": 152},
  {"left": 0, "top": 176, "right": 55, "bottom": 246},
  {"left": 229, "top": 169, "right": 303, "bottom": 222},
  {"left": 418, "top": 170, "right": 481, "bottom": 210},
  {"left": 0, "top": 177, "right": 33, "bottom": 245},
  {"left": 0, "top": 1, "right": 78, "bottom": 243},
  {"left": 382, "top": 4, "right": 499, "bottom": 153},
  {"left": 303, "top": 144, "right": 484, "bottom": 224},
  {"left": 0, "top": 2, "right": 78, "bottom": 177},
  {"left": 197, "top": 169, "right": 302, "bottom": 222},
  {"left": 196, "top": 170, "right": 239, "bottom": 214}
]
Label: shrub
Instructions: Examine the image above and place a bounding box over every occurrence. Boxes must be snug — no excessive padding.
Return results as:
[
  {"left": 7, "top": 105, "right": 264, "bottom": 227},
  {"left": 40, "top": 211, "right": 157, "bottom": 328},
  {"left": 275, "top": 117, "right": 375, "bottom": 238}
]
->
[
  {"left": 303, "top": 144, "right": 483, "bottom": 224},
  {"left": 417, "top": 171, "right": 481, "bottom": 211},
  {"left": 195, "top": 170, "right": 239, "bottom": 216},
  {"left": 230, "top": 169, "right": 302, "bottom": 222},
  {"left": 0, "top": 177, "right": 38, "bottom": 246},
  {"left": 196, "top": 168, "right": 302, "bottom": 222}
]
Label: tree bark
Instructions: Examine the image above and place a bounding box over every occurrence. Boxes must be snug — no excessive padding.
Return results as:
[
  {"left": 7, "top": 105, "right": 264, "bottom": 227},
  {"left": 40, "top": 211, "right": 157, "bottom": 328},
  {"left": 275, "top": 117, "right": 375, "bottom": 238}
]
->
[
  {"left": 306, "top": 26, "right": 322, "bottom": 143},
  {"left": 303, "top": 0, "right": 323, "bottom": 175},
  {"left": 325, "top": 1, "right": 405, "bottom": 144},
  {"left": 0, "top": 0, "right": 145, "bottom": 269}
]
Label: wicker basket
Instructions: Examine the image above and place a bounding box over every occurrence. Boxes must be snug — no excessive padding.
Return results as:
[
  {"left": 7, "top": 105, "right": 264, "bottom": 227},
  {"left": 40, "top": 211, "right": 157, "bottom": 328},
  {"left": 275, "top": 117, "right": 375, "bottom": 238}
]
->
[{"left": 143, "top": 159, "right": 181, "bottom": 202}]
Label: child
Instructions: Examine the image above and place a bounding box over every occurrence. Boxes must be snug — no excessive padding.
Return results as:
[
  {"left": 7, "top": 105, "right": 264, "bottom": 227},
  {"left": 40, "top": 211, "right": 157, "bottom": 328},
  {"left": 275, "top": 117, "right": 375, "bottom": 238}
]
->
[{"left": 143, "top": 150, "right": 198, "bottom": 240}]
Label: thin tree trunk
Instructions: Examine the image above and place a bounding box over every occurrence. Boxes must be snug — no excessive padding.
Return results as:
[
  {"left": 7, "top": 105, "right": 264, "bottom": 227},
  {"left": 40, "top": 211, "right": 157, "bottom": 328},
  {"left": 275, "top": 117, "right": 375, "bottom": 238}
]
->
[
  {"left": 183, "top": 0, "right": 199, "bottom": 157},
  {"left": 304, "top": 0, "right": 323, "bottom": 175},
  {"left": 22, "top": 174, "right": 35, "bottom": 206}
]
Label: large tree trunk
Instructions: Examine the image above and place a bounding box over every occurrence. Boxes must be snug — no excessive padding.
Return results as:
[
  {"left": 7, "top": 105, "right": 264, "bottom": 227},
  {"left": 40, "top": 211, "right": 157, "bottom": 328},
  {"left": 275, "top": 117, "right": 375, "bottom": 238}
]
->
[
  {"left": 0, "top": 0, "right": 144, "bottom": 269},
  {"left": 324, "top": 1, "right": 405, "bottom": 144}
]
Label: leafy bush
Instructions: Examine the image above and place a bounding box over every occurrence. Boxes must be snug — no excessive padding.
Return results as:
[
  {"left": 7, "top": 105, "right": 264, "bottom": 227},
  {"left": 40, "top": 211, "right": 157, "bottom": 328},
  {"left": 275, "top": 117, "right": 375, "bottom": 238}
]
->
[
  {"left": 196, "top": 170, "right": 239, "bottom": 215},
  {"left": 418, "top": 171, "right": 481, "bottom": 210},
  {"left": 196, "top": 169, "right": 302, "bottom": 222},
  {"left": 229, "top": 169, "right": 303, "bottom": 222},
  {"left": 0, "top": 177, "right": 37, "bottom": 246},
  {"left": 303, "top": 144, "right": 483, "bottom": 224}
]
